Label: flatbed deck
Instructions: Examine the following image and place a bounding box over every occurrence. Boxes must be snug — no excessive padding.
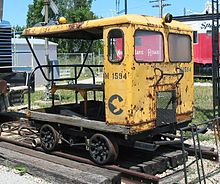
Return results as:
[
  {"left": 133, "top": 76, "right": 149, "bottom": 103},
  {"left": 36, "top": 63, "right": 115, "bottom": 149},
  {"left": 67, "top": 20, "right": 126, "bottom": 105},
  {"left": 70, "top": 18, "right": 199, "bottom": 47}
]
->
[
  {"left": 51, "top": 83, "right": 103, "bottom": 94},
  {"left": 25, "top": 109, "right": 130, "bottom": 134}
]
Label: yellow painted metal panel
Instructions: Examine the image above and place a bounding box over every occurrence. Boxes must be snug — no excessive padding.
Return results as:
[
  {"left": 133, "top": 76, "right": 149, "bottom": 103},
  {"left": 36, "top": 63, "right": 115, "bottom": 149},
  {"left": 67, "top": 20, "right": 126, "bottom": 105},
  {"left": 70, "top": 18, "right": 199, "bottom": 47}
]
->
[
  {"left": 22, "top": 14, "right": 192, "bottom": 38},
  {"left": 104, "top": 21, "right": 193, "bottom": 133}
]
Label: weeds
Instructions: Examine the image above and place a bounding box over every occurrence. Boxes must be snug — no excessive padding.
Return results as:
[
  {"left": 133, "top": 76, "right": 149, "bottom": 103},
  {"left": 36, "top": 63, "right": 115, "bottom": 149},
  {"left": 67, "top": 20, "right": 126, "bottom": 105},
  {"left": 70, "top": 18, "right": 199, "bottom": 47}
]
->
[{"left": 14, "top": 165, "right": 28, "bottom": 176}]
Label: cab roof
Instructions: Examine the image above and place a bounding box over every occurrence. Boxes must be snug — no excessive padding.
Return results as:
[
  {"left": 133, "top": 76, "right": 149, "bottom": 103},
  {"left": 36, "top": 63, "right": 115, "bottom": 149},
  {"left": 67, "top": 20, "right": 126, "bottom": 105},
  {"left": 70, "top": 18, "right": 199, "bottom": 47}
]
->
[{"left": 22, "top": 14, "right": 192, "bottom": 40}]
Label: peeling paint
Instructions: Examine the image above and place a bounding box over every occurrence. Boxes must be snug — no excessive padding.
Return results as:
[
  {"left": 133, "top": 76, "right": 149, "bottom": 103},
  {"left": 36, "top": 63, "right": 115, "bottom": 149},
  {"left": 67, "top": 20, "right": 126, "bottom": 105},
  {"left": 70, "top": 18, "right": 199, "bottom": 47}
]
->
[{"left": 105, "top": 18, "right": 193, "bottom": 134}]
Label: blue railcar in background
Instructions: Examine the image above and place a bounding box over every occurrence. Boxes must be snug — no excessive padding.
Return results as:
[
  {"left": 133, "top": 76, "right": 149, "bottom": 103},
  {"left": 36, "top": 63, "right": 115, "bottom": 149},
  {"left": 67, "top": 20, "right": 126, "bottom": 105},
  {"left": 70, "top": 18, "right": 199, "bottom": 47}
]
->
[{"left": 0, "top": 20, "right": 12, "bottom": 74}]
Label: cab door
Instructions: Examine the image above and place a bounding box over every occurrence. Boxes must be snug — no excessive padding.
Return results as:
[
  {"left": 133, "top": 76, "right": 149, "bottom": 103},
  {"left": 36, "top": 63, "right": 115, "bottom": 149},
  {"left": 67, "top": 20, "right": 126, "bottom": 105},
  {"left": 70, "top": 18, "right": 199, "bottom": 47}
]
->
[{"left": 104, "top": 27, "right": 129, "bottom": 125}]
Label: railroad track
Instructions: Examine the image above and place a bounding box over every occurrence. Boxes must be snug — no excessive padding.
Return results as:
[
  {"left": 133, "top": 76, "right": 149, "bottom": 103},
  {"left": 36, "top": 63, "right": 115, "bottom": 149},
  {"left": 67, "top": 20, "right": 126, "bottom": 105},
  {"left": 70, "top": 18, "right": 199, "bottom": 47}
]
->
[
  {"left": 0, "top": 121, "right": 218, "bottom": 184},
  {"left": 0, "top": 136, "right": 160, "bottom": 184}
]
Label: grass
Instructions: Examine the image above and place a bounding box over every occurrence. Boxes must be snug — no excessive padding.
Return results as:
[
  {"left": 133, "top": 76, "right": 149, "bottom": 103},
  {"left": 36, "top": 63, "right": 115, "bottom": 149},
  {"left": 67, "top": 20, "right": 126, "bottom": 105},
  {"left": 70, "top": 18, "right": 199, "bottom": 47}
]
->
[
  {"left": 25, "top": 89, "right": 103, "bottom": 109},
  {"left": 25, "top": 82, "right": 214, "bottom": 124},
  {"left": 183, "top": 131, "right": 215, "bottom": 142},
  {"left": 192, "top": 86, "right": 213, "bottom": 124},
  {"left": 194, "top": 78, "right": 212, "bottom": 83}
]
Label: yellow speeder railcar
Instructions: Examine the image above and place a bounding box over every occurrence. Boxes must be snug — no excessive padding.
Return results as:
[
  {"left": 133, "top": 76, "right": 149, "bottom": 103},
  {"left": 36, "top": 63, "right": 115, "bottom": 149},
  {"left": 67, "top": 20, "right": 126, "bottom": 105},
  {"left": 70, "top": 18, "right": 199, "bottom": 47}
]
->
[{"left": 23, "top": 14, "right": 193, "bottom": 164}]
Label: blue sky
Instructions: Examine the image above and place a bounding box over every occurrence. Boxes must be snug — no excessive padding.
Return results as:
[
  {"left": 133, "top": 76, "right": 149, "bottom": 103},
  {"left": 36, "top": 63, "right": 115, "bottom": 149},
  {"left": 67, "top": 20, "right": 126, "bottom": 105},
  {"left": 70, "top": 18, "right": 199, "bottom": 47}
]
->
[{"left": 5, "top": 0, "right": 209, "bottom": 26}]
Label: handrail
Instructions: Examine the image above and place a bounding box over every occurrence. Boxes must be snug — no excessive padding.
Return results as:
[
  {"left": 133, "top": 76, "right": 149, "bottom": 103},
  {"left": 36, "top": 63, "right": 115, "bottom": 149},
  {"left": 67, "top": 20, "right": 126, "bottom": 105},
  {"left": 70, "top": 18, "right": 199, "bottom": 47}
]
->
[
  {"left": 27, "top": 64, "right": 103, "bottom": 109},
  {"left": 25, "top": 38, "right": 94, "bottom": 84},
  {"left": 25, "top": 38, "right": 48, "bottom": 80},
  {"left": 154, "top": 67, "right": 184, "bottom": 86},
  {"left": 76, "top": 40, "right": 93, "bottom": 79}
]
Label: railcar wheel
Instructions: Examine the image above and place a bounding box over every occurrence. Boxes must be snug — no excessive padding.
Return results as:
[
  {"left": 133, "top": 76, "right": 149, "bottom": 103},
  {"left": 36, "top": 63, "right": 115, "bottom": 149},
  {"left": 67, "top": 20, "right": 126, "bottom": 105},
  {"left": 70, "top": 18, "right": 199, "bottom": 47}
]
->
[
  {"left": 89, "top": 134, "right": 118, "bottom": 165},
  {"left": 40, "top": 124, "right": 59, "bottom": 152}
]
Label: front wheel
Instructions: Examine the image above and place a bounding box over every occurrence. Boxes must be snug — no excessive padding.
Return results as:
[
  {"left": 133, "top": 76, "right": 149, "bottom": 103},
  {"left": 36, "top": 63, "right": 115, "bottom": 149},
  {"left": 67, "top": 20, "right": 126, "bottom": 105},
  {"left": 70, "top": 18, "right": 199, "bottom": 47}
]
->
[{"left": 89, "top": 134, "right": 118, "bottom": 165}]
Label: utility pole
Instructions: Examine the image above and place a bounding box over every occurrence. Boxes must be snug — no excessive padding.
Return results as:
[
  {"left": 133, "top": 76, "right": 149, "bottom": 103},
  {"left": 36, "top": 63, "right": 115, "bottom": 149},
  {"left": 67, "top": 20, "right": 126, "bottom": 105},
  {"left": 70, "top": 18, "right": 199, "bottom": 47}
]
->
[
  {"left": 116, "top": 0, "right": 128, "bottom": 15},
  {"left": 149, "top": 0, "right": 171, "bottom": 18},
  {"left": 116, "top": 0, "right": 120, "bottom": 14},
  {"left": 44, "top": 0, "right": 49, "bottom": 72},
  {"left": 0, "top": 0, "right": 3, "bottom": 21},
  {"left": 41, "top": 0, "right": 59, "bottom": 101},
  {"left": 44, "top": 0, "right": 50, "bottom": 98},
  {"left": 159, "top": 0, "right": 162, "bottom": 18},
  {"left": 125, "top": 0, "right": 127, "bottom": 14}
]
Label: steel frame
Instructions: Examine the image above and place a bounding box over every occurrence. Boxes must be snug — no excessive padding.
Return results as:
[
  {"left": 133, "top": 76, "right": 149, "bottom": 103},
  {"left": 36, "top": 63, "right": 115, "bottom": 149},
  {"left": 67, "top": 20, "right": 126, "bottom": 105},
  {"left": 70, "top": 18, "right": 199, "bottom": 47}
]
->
[
  {"left": 212, "top": 0, "right": 220, "bottom": 117},
  {"left": 180, "top": 118, "right": 220, "bottom": 184}
]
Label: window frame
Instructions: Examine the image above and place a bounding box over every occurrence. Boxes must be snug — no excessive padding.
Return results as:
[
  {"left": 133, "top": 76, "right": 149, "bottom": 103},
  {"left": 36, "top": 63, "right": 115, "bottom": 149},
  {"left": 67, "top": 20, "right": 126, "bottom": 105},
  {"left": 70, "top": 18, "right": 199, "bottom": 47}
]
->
[
  {"left": 193, "top": 31, "right": 198, "bottom": 44},
  {"left": 134, "top": 29, "right": 165, "bottom": 63},
  {"left": 168, "top": 33, "right": 192, "bottom": 63},
  {"left": 107, "top": 29, "right": 124, "bottom": 64}
]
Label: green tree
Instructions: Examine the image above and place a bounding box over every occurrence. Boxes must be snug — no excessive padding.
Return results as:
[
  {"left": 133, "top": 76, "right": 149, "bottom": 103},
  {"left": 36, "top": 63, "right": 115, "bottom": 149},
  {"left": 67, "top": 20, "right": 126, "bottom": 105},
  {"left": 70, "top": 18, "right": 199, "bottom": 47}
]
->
[
  {"left": 26, "top": 0, "right": 100, "bottom": 53},
  {"left": 27, "top": 0, "right": 44, "bottom": 27},
  {"left": 12, "top": 25, "right": 25, "bottom": 33}
]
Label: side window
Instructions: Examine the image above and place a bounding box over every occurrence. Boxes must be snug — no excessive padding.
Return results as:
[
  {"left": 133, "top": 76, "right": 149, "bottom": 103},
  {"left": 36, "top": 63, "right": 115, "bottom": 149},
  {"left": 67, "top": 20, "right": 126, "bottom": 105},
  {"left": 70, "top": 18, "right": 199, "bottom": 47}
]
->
[
  {"left": 193, "top": 31, "right": 198, "bottom": 43},
  {"left": 134, "top": 30, "right": 164, "bottom": 62},
  {"left": 108, "top": 29, "right": 124, "bottom": 62},
  {"left": 169, "top": 33, "right": 192, "bottom": 62}
]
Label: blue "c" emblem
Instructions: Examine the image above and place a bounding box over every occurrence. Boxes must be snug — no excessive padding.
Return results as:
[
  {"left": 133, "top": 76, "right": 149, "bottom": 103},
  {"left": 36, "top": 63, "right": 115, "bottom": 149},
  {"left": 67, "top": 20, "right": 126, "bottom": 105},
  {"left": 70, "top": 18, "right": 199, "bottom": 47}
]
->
[{"left": 108, "top": 94, "right": 123, "bottom": 115}]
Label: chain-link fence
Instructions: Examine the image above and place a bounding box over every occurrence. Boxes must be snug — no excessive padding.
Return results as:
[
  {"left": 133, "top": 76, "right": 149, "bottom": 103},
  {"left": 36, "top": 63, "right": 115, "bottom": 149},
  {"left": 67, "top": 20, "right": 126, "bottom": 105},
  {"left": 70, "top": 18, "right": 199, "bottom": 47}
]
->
[{"left": 57, "top": 53, "right": 104, "bottom": 81}]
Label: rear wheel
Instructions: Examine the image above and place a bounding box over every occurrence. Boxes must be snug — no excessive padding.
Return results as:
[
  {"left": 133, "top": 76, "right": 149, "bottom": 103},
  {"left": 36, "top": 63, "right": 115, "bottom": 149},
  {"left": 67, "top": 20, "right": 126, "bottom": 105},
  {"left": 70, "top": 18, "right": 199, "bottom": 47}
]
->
[
  {"left": 89, "top": 133, "right": 118, "bottom": 165},
  {"left": 40, "top": 124, "right": 59, "bottom": 152}
]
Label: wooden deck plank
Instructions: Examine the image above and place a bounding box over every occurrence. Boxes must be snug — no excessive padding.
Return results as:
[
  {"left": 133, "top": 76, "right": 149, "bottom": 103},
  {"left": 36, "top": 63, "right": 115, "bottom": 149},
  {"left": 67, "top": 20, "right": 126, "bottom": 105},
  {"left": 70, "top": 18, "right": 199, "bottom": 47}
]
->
[
  {"left": 51, "top": 83, "right": 103, "bottom": 94},
  {"left": 25, "top": 110, "right": 130, "bottom": 134}
]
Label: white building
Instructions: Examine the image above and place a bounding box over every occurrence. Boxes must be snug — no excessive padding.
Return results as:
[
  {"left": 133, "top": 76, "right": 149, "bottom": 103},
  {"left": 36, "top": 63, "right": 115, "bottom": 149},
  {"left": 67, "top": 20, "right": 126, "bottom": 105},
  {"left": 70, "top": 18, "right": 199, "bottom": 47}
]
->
[{"left": 12, "top": 38, "right": 58, "bottom": 87}]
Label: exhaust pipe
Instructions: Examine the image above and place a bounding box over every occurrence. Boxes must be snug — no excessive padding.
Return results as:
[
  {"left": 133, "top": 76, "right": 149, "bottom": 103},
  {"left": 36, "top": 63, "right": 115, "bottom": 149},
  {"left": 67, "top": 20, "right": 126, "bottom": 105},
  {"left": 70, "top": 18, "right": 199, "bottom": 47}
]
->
[{"left": 32, "top": 138, "right": 41, "bottom": 148}]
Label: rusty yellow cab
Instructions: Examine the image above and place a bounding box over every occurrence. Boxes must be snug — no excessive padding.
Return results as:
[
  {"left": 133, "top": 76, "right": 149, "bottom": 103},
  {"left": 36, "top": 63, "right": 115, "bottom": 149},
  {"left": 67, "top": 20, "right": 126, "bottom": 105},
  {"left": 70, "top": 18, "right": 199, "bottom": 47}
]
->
[{"left": 23, "top": 14, "right": 193, "bottom": 164}]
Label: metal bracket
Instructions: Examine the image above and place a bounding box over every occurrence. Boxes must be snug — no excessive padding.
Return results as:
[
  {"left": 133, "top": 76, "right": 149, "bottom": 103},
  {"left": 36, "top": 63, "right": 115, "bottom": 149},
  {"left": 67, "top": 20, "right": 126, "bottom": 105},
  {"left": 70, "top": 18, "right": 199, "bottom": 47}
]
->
[{"left": 134, "top": 141, "right": 159, "bottom": 151}]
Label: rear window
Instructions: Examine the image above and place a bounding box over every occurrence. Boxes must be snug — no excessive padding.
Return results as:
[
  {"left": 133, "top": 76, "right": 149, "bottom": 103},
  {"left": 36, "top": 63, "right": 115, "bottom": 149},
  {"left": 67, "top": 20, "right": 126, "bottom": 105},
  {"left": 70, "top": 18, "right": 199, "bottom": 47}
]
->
[
  {"left": 134, "top": 30, "right": 164, "bottom": 62},
  {"left": 108, "top": 29, "right": 124, "bottom": 63},
  {"left": 169, "top": 33, "right": 192, "bottom": 62}
]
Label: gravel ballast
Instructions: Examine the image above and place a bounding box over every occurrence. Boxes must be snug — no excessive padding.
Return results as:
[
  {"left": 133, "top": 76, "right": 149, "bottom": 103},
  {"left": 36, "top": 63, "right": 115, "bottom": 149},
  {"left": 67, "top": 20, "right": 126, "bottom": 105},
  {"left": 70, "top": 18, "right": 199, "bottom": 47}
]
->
[{"left": 0, "top": 165, "right": 50, "bottom": 184}]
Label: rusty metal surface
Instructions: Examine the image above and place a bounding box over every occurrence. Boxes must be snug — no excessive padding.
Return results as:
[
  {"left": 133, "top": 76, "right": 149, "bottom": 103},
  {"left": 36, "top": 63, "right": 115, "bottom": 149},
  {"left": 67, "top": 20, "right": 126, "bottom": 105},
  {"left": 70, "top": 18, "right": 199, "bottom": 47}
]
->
[
  {"left": 104, "top": 25, "right": 193, "bottom": 133},
  {"left": 22, "top": 14, "right": 192, "bottom": 39},
  {"left": 22, "top": 13, "right": 194, "bottom": 134}
]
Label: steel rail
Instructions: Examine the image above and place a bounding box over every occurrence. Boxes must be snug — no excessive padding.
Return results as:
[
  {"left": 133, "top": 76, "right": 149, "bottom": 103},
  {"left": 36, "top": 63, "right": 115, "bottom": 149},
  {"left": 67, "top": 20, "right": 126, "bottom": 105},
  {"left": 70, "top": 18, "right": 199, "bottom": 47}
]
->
[{"left": 0, "top": 136, "right": 160, "bottom": 184}]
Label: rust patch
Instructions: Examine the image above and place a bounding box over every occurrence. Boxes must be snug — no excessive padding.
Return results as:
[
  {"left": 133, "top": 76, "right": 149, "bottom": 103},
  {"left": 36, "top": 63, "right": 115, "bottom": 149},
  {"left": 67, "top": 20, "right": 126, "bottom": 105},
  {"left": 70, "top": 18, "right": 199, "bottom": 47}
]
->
[
  {"left": 130, "top": 121, "right": 156, "bottom": 134},
  {"left": 25, "top": 110, "right": 32, "bottom": 117},
  {"left": 0, "top": 80, "right": 8, "bottom": 95},
  {"left": 69, "top": 22, "right": 83, "bottom": 30},
  {"left": 125, "top": 117, "right": 129, "bottom": 124},
  {"left": 146, "top": 76, "right": 154, "bottom": 80},
  {"left": 176, "top": 111, "right": 193, "bottom": 122},
  {"left": 185, "top": 86, "right": 188, "bottom": 93},
  {"left": 147, "top": 93, "right": 153, "bottom": 99}
]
